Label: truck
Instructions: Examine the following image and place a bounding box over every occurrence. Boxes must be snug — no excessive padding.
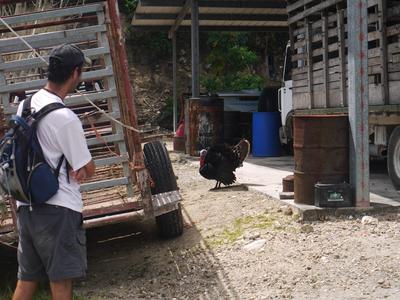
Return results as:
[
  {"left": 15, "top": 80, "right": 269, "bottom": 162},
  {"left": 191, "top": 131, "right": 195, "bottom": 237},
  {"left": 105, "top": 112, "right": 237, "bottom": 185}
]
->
[
  {"left": 0, "top": 0, "right": 183, "bottom": 248},
  {"left": 279, "top": 0, "right": 400, "bottom": 189}
]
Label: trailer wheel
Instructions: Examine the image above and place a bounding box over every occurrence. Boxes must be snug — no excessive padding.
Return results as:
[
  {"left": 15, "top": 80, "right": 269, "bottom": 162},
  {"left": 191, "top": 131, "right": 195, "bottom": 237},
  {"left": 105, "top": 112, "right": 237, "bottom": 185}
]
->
[
  {"left": 143, "top": 141, "right": 183, "bottom": 238},
  {"left": 388, "top": 126, "right": 400, "bottom": 189}
]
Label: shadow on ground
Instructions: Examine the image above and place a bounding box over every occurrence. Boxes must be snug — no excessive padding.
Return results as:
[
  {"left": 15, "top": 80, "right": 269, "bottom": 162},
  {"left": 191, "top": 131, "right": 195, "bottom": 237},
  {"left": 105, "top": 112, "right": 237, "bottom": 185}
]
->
[
  {"left": 76, "top": 211, "right": 239, "bottom": 299},
  {"left": 0, "top": 209, "right": 240, "bottom": 299}
]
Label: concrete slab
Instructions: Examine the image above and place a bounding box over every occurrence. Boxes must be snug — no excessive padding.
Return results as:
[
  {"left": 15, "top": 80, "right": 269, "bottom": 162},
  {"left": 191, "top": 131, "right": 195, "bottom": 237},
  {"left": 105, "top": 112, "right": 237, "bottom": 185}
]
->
[{"left": 236, "top": 156, "right": 400, "bottom": 220}]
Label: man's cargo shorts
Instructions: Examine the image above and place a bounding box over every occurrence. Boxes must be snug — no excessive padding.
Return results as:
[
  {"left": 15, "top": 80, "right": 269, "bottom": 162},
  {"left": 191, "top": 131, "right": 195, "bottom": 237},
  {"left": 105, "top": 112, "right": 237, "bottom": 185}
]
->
[{"left": 17, "top": 204, "right": 87, "bottom": 281}]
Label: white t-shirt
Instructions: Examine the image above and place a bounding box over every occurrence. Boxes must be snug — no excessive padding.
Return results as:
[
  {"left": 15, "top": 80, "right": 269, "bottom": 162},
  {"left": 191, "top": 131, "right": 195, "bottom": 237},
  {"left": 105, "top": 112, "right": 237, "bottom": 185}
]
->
[{"left": 16, "top": 89, "right": 92, "bottom": 212}]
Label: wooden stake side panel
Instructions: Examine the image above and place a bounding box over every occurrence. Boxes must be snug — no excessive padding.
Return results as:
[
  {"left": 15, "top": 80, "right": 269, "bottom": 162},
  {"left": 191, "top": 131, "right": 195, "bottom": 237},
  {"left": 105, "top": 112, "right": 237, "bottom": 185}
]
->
[
  {"left": 288, "top": 0, "right": 400, "bottom": 109},
  {"left": 0, "top": 2, "right": 141, "bottom": 233}
]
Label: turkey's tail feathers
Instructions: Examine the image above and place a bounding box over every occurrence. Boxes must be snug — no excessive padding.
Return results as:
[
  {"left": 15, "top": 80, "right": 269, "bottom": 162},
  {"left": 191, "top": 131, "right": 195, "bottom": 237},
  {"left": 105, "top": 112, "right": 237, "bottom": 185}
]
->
[{"left": 233, "top": 139, "right": 250, "bottom": 166}]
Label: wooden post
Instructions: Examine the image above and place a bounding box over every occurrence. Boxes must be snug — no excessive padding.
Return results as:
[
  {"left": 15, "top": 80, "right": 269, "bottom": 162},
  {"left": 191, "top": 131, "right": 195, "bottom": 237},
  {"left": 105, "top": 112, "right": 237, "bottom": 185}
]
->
[{"left": 107, "top": 0, "right": 143, "bottom": 165}]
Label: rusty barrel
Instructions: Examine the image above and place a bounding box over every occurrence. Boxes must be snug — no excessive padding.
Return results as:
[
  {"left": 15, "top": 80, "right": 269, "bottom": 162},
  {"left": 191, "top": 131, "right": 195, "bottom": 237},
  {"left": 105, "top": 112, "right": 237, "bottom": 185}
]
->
[
  {"left": 293, "top": 115, "right": 349, "bottom": 205},
  {"left": 189, "top": 97, "right": 223, "bottom": 156}
]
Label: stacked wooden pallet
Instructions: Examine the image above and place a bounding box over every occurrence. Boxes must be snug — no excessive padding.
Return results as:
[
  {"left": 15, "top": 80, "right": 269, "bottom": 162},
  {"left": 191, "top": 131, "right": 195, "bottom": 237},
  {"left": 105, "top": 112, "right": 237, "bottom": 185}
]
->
[{"left": 287, "top": 0, "right": 400, "bottom": 110}]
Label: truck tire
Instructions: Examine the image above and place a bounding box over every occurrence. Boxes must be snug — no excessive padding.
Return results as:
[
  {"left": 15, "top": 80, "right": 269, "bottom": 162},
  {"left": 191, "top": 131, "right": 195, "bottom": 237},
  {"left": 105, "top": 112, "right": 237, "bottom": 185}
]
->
[
  {"left": 284, "top": 112, "right": 294, "bottom": 155},
  {"left": 143, "top": 141, "right": 183, "bottom": 238},
  {"left": 388, "top": 126, "right": 400, "bottom": 189}
]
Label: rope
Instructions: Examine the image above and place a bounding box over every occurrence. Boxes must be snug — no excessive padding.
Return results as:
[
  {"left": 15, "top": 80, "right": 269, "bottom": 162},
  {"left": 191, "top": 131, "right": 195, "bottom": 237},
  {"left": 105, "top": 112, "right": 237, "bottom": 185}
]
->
[
  {"left": 0, "top": 16, "right": 140, "bottom": 133},
  {"left": 85, "top": 112, "right": 121, "bottom": 159}
]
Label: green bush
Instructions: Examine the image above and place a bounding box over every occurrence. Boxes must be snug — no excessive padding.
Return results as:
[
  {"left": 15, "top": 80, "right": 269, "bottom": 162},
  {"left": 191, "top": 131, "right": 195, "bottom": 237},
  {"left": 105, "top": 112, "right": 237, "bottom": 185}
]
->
[
  {"left": 156, "top": 96, "right": 182, "bottom": 130},
  {"left": 125, "top": 31, "right": 172, "bottom": 61},
  {"left": 122, "top": 0, "right": 138, "bottom": 18},
  {"left": 122, "top": 0, "right": 171, "bottom": 60},
  {"left": 202, "top": 32, "right": 264, "bottom": 92}
]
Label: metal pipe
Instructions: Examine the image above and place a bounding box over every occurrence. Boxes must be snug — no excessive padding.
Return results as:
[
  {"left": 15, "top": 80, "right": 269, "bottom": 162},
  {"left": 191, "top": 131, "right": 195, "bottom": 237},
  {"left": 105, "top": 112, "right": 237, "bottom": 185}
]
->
[
  {"left": 106, "top": 0, "right": 143, "bottom": 165},
  {"left": 191, "top": 0, "right": 199, "bottom": 97},
  {"left": 172, "top": 33, "right": 177, "bottom": 132},
  {"left": 83, "top": 210, "right": 145, "bottom": 229},
  {"left": 347, "top": 0, "right": 370, "bottom": 207},
  {"left": 0, "top": 16, "right": 97, "bottom": 34},
  {"left": 0, "top": 0, "right": 30, "bottom": 4}
]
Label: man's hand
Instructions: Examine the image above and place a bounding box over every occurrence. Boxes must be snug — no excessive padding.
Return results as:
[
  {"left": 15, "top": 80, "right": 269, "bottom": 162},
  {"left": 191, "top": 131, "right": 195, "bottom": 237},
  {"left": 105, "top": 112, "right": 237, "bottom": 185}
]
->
[
  {"left": 70, "top": 160, "right": 95, "bottom": 183},
  {"left": 70, "top": 168, "right": 87, "bottom": 183}
]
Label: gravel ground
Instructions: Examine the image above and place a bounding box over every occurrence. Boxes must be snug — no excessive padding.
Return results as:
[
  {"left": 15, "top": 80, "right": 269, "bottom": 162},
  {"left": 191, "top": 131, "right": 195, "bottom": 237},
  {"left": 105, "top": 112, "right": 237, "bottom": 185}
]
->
[
  {"left": 75, "top": 152, "right": 400, "bottom": 300},
  {"left": 1, "top": 151, "right": 400, "bottom": 299}
]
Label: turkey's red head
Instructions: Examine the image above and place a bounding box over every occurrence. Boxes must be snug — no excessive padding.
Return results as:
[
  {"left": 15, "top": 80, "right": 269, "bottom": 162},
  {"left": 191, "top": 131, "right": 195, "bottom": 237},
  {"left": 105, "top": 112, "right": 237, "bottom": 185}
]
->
[{"left": 199, "top": 149, "right": 207, "bottom": 167}]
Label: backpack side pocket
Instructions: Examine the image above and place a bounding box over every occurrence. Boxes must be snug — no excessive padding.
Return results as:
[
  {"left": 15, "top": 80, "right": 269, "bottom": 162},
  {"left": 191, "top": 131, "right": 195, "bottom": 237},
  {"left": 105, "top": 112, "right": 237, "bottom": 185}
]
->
[{"left": 27, "top": 162, "right": 59, "bottom": 203}]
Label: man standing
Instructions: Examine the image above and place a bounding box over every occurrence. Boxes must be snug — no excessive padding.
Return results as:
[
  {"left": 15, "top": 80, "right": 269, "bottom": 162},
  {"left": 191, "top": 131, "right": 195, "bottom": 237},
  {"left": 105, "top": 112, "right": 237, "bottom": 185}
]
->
[{"left": 12, "top": 44, "right": 95, "bottom": 300}]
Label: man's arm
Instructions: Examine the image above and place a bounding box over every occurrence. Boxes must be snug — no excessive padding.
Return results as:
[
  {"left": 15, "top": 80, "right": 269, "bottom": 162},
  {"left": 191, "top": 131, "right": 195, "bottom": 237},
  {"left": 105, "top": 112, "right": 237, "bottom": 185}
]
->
[
  {"left": 70, "top": 160, "right": 95, "bottom": 183},
  {"left": 56, "top": 115, "right": 94, "bottom": 183}
]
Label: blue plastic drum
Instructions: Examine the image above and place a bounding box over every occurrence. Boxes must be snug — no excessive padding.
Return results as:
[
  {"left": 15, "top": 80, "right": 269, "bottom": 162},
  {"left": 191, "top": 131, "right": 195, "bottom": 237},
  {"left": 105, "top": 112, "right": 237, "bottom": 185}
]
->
[{"left": 252, "top": 112, "right": 281, "bottom": 157}]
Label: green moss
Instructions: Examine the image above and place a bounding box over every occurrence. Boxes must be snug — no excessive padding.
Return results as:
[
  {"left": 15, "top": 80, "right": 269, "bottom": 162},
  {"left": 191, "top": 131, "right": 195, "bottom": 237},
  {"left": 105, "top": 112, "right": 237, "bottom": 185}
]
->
[
  {"left": 292, "top": 213, "right": 301, "bottom": 221},
  {"left": 253, "top": 214, "right": 277, "bottom": 229},
  {"left": 207, "top": 211, "right": 295, "bottom": 247}
]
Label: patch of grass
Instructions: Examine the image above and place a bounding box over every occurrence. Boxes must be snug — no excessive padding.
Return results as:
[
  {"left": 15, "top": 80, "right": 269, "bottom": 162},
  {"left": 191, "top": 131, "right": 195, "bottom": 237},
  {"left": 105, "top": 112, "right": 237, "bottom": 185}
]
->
[
  {"left": 253, "top": 213, "right": 278, "bottom": 229},
  {"left": 0, "top": 284, "right": 86, "bottom": 300},
  {"left": 207, "top": 211, "right": 295, "bottom": 247},
  {"left": 207, "top": 226, "right": 244, "bottom": 247},
  {"left": 233, "top": 215, "right": 254, "bottom": 227},
  {"left": 292, "top": 213, "right": 301, "bottom": 222}
]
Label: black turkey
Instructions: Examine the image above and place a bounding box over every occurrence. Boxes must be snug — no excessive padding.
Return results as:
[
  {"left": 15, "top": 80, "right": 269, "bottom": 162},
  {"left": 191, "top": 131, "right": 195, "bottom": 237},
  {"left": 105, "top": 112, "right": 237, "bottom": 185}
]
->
[{"left": 199, "top": 139, "right": 250, "bottom": 189}]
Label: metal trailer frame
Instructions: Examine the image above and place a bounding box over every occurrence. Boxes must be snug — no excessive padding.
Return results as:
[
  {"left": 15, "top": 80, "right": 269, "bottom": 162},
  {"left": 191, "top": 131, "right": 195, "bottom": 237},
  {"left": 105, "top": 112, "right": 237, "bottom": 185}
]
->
[{"left": 0, "top": 0, "right": 181, "bottom": 242}]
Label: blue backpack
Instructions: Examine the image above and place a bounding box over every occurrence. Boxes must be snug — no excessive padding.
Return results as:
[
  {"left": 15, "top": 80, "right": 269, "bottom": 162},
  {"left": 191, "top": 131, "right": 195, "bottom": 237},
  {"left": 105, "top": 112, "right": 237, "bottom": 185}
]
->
[{"left": 0, "top": 97, "right": 66, "bottom": 205}]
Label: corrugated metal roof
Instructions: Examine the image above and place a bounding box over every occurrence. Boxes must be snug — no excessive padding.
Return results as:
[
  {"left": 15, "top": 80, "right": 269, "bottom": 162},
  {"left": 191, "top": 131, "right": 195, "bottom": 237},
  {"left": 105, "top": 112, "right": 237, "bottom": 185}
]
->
[{"left": 131, "top": 0, "right": 288, "bottom": 31}]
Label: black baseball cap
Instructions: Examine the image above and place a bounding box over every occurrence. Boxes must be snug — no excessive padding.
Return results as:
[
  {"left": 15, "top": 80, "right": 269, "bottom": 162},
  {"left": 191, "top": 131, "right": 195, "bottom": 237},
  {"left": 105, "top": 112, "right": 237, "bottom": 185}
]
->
[{"left": 49, "top": 44, "right": 91, "bottom": 67}]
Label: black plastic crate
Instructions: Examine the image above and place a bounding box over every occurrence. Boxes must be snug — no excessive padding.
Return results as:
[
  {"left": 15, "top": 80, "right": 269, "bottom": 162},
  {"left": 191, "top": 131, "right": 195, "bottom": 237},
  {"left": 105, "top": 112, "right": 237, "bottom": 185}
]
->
[{"left": 314, "top": 183, "right": 352, "bottom": 208}]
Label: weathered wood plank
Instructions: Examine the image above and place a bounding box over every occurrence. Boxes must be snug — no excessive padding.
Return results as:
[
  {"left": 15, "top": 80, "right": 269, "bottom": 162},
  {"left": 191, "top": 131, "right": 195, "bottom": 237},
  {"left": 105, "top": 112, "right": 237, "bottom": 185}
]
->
[
  {"left": 0, "top": 47, "right": 110, "bottom": 72},
  {"left": 293, "top": 33, "right": 400, "bottom": 65},
  {"left": 288, "top": 0, "right": 342, "bottom": 25},
  {"left": 0, "top": 25, "right": 106, "bottom": 53},
  {"left": 322, "top": 11, "right": 329, "bottom": 108},
  {"left": 80, "top": 177, "right": 129, "bottom": 192},
  {"left": 0, "top": 4, "right": 103, "bottom": 26},
  {"left": 306, "top": 18, "right": 313, "bottom": 108},
  {"left": 337, "top": 7, "right": 347, "bottom": 106},
  {"left": 379, "top": 0, "right": 389, "bottom": 104},
  {"left": 294, "top": 72, "right": 343, "bottom": 87},
  {"left": 0, "top": 67, "right": 113, "bottom": 93}
]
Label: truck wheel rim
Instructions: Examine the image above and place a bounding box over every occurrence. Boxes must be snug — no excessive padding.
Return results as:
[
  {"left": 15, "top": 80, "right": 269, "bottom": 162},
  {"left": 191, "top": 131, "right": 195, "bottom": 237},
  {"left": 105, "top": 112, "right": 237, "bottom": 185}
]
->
[{"left": 395, "top": 141, "right": 400, "bottom": 177}]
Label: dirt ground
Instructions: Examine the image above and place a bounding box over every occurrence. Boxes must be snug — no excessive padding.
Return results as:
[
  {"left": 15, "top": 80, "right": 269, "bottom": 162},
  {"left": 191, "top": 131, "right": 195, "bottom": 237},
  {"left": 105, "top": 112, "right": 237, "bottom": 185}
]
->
[{"left": 1, "top": 150, "right": 400, "bottom": 299}]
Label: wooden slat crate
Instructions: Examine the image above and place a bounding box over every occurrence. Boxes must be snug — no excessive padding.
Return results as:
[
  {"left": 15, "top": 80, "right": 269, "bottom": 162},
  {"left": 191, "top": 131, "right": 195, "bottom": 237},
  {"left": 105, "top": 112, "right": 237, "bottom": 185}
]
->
[{"left": 287, "top": 0, "right": 400, "bottom": 109}]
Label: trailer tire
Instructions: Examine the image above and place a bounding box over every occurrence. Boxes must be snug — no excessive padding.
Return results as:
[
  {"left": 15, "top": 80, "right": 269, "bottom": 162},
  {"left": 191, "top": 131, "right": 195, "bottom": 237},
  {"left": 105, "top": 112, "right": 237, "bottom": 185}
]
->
[
  {"left": 388, "top": 126, "right": 400, "bottom": 189},
  {"left": 143, "top": 141, "right": 183, "bottom": 238}
]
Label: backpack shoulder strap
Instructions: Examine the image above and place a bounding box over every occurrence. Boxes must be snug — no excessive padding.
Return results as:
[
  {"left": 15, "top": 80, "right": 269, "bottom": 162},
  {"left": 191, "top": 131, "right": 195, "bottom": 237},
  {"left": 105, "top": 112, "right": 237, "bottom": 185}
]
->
[
  {"left": 33, "top": 102, "right": 65, "bottom": 122},
  {"left": 21, "top": 95, "right": 33, "bottom": 119}
]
